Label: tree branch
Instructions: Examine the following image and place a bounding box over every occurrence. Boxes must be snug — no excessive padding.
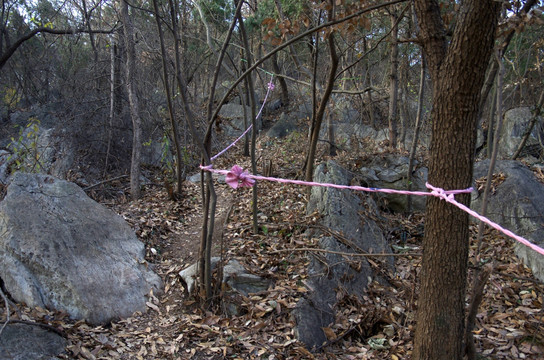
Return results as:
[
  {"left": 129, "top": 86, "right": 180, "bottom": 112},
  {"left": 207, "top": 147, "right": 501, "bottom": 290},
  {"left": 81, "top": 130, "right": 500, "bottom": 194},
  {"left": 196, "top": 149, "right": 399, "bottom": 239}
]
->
[
  {"left": 209, "top": 0, "right": 408, "bottom": 129},
  {"left": 0, "top": 26, "right": 116, "bottom": 69},
  {"left": 268, "top": 247, "right": 421, "bottom": 257},
  {"left": 0, "top": 287, "right": 9, "bottom": 337}
]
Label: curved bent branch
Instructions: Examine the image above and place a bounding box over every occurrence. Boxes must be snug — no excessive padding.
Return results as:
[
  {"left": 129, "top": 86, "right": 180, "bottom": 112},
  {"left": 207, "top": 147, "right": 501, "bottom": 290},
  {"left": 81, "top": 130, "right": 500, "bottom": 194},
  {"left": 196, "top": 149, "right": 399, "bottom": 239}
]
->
[{"left": 0, "top": 26, "right": 116, "bottom": 69}]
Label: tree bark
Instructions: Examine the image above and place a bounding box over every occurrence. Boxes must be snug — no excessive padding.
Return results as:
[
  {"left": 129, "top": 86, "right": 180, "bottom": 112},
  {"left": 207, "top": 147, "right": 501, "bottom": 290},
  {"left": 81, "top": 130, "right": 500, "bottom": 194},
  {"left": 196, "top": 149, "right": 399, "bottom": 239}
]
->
[
  {"left": 271, "top": 52, "right": 289, "bottom": 106},
  {"left": 412, "top": 1, "right": 500, "bottom": 359},
  {"left": 362, "top": 36, "right": 376, "bottom": 128},
  {"left": 406, "top": 54, "right": 426, "bottom": 212},
  {"left": 478, "top": 0, "right": 538, "bottom": 119},
  {"left": 387, "top": 9, "right": 399, "bottom": 149},
  {"left": 235, "top": 0, "right": 258, "bottom": 234},
  {"left": 104, "top": 34, "right": 120, "bottom": 177},
  {"left": 167, "top": 0, "right": 213, "bottom": 300},
  {"left": 304, "top": 7, "right": 338, "bottom": 183},
  {"left": 486, "top": 83, "right": 497, "bottom": 158},
  {"left": 152, "top": 0, "right": 184, "bottom": 195},
  {"left": 120, "top": 0, "right": 142, "bottom": 200},
  {"left": 197, "top": 0, "right": 243, "bottom": 300}
]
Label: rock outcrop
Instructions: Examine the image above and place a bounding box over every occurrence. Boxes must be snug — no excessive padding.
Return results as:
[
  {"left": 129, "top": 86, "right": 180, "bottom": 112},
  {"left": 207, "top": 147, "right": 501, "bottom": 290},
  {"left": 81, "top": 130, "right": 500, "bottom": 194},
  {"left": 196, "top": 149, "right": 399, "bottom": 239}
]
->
[
  {"left": 218, "top": 103, "right": 261, "bottom": 137},
  {"left": 179, "top": 257, "right": 272, "bottom": 315},
  {"left": 266, "top": 112, "right": 300, "bottom": 138},
  {"left": 472, "top": 160, "right": 544, "bottom": 282},
  {"left": 0, "top": 323, "right": 67, "bottom": 360},
  {"left": 293, "top": 160, "right": 392, "bottom": 350},
  {"left": 0, "top": 173, "right": 162, "bottom": 324},
  {"left": 357, "top": 154, "right": 428, "bottom": 212},
  {"left": 497, "top": 107, "right": 543, "bottom": 159}
]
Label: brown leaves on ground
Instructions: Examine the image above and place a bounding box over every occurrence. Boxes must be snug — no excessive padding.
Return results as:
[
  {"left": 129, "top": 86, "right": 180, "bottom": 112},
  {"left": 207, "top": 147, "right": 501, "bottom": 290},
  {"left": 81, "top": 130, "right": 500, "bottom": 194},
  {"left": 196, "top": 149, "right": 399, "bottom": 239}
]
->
[
  {"left": 475, "top": 172, "right": 507, "bottom": 195},
  {"left": 3, "top": 132, "right": 543, "bottom": 359}
]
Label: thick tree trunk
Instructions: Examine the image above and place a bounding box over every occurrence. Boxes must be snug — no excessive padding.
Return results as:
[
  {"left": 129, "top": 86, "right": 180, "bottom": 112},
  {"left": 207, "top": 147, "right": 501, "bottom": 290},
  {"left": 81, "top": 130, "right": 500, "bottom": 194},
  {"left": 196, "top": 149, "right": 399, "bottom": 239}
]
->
[
  {"left": 412, "top": 1, "right": 500, "bottom": 359},
  {"left": 120, "top": 0, "right": 142, "bottom": 200}
]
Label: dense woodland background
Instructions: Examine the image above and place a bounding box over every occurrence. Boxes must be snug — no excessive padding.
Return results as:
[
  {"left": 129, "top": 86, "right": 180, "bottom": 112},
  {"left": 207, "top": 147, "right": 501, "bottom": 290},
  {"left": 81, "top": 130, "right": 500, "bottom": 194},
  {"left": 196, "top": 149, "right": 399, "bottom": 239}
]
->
[
  {"left": 1, "top": 0, "right": 542, "bottom": 183},
  {"left": 1, "top": 0, "right": 544, "bottom": 359}
]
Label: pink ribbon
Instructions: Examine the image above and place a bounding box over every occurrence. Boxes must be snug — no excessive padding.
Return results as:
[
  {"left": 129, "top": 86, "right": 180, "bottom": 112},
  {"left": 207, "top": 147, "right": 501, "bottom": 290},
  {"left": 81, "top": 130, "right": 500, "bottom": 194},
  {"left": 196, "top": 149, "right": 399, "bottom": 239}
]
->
[
  {"left": 210, "top": 76, "right": 275, "bottom": 162},
  {"left": 200, "top": 164, "right": 544, "bottom": 256},
  {"left": 225, "top": 165, "right": 255, "bottom": 189}
]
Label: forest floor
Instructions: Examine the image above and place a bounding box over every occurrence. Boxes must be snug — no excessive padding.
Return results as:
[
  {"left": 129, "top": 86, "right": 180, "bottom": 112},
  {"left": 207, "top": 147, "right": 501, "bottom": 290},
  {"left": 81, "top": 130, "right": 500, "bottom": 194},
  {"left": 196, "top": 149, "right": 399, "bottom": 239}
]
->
[{"left": 7, "top": 127, "right": 544, "bottom": 359}]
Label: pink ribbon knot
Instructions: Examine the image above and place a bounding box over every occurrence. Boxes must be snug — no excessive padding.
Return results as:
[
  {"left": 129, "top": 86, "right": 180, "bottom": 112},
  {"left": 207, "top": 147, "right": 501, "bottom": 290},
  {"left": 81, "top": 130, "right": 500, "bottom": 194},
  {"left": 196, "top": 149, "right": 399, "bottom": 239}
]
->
[
  {"left": 427, "top": 183, "right": 451, "bottom": 201},
  {"left": 426, "top": 182, "right": 472, "bottom": 201},
  {"left": 226, "top": 165, "right": 255, "bottom": 189}
]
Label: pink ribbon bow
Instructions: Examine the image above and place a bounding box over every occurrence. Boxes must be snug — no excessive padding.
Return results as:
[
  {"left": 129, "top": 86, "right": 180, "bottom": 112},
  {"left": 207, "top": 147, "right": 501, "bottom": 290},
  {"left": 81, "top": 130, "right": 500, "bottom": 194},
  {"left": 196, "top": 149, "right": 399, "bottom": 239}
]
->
[{"left": 225, "top": 165, "right": 255, "bottom": 189}]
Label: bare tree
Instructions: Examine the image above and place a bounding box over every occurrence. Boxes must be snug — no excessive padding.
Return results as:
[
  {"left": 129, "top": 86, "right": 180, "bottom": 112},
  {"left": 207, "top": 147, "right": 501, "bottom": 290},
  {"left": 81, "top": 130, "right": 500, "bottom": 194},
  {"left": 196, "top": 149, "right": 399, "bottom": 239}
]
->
[
  {"left": 412, "top": 0, "right": 501, "bottom": 358},
  {"left": 387, "top": 6, "right": 399, "bottom": 149},
  {"left": 152, "top": 0, "right": 184, "bottom": 195},
  {"left": 304, "top": 1, "right": 339, "bottom": 183},
  {"left": 119, "top": 0, "right": 142, "bottom": 200}
]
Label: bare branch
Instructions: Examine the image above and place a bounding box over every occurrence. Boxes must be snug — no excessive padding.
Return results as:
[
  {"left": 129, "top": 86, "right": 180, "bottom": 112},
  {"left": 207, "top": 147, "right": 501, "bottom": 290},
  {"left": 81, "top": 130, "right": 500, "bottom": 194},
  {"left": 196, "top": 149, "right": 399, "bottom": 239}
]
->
[
  {"left": 0, "top": 26, "right": 116, "bottom": 70},
  {"left": 209, "top": 0, "right": 409, "bottom": 130}
]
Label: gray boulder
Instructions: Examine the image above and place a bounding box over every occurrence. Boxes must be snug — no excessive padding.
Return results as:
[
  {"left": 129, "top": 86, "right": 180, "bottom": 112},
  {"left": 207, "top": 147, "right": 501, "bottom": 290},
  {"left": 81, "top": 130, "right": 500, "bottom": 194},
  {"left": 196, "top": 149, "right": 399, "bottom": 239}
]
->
[
  {"left": 266, "top": 98, "right": 284, "bottom": 112},
  {"left": 1, "top": 122, "right": 75, "bottom": 181},
  {"left": 218, "top": 103, "right": 262, "bottom": 136},
  {"left": 323, "top": 123, "right": 390, "bottom": 149},
  {"left": 293, "top": 101, "right": 312, "bottom": 120},
  {"left": 187, "top": 171, "right": 225, "bottom": 184},
  {"left": 35, "top": 128, "right": 75, "bottom": 179},
  {"left": 0, "top": 173, "right": 162, "bottom": 324},
  {"left": 358, "top": 154, "right": 428, "bottom": 212},
  {"left": 472, "top": 160, "right": 544, "bottom": 282},
  {"left": 0, "top": 323, "right": 67, "bottom": 360},
  {"left": 498, "top": 107, "right": 543, "bottom": 159},
  {"left": 294, "top": 160, "right": 392, "bottom": 350},
  {"left": 179, "top": 257, "right": 272, "bottom": 315},
  {"left": 266, "top": 112, "right": 299, "bottom": 138},
  {"left": 222, "top": 259, "right": 274, "bottom": 315},
  {"left": 223, "top": 259, "right": 273, "bottom": 296},
  {"left": 333, "top": 95, "right": 359, "bottom": 123}
]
